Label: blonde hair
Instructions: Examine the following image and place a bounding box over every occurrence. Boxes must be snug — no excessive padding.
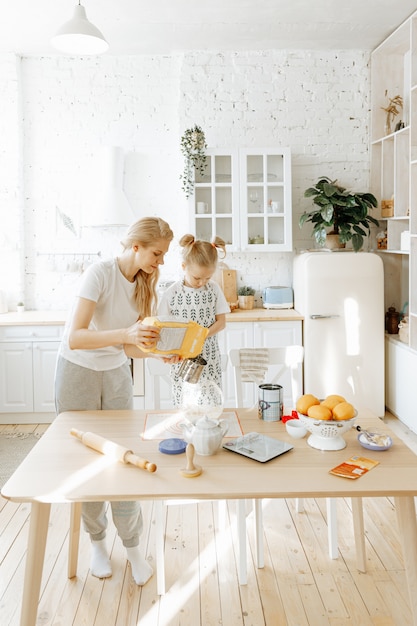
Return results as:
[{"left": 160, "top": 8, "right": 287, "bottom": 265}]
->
[
  {"left": 120, "top": 217, "right": 174, "bottom": 317},
  {"left": 179, "top": 234, "right": 226, "bottom": 269}
]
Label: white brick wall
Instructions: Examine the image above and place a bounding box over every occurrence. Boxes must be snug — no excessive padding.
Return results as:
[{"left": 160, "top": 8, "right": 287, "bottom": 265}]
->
[{"left": 0, "top": 48, "right": 372, "bottom": 310}]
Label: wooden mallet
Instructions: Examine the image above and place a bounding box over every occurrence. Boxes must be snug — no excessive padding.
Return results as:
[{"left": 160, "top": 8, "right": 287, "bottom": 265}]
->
[{"left": 70, "top": 428, "right": 157, "bottom": 473}]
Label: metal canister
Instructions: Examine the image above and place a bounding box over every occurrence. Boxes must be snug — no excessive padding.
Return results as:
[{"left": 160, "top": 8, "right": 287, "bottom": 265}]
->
[
  {"left": 177, "top": 355, "right": 207, "bottom": 384},
  {"left": 385, "top": 306, "right": 400, "bottom": 334},
  {"left": 258, "top": 384, "right": 283, "bottom": 421}
]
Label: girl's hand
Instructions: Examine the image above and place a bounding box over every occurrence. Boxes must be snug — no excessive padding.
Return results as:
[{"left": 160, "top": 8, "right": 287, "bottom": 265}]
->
[
  {"left": 158, "top": 354, "right": 182, "bottom": 364},
  {"left": 126, "top": 321, "right": 160, "bottom": 349}
]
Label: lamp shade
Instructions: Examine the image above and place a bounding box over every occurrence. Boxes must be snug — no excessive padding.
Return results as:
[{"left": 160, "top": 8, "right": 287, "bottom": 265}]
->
[{"left": 51, "top": 3, "right": 109, "bottom": 55}]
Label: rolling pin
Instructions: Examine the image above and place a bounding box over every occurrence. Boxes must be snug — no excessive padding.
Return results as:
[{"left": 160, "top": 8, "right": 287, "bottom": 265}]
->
[{"left": 70, "top": 428, "right": 157, "bottom": 473}]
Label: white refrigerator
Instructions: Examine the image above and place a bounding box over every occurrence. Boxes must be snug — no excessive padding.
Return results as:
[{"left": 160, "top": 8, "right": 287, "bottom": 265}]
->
[{"left": 293, "top": 251, "right": 385, "bottom": 416}]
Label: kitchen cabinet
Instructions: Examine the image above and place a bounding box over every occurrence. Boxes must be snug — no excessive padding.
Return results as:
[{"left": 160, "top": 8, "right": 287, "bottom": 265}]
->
[
  {"left": 0, "top": 313, "right": 303, "bottom": 418},
  {"left": 218, "top": 319, "right": 302, "bottom": 409},
  {"left": 191, "top": 148, "right": 292, "bottom": 252},
  {"left": 370, "top": 11, "right": 417, "bottom": 426},
  {"left": 0, "top": 325, "right": 63, "bottom": 416},
  {"left": 385, "top": 335, "right": 417, "bottom": 433}
]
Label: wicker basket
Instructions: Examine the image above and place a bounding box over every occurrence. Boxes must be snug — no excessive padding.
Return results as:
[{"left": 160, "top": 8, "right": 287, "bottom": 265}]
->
[{"left": 238, "top": 295, "right": 254, "bottom": 310}]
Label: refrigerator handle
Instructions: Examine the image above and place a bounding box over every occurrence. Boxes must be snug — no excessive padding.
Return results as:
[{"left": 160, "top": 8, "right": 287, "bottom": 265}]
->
[{"left": 310, "top": 314, "right": 340, "bottom": 319}]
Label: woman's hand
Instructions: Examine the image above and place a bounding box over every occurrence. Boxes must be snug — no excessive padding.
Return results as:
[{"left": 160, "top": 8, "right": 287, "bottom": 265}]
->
[{"left": 125, "top": 321, "right": 160, "bottom": 349}]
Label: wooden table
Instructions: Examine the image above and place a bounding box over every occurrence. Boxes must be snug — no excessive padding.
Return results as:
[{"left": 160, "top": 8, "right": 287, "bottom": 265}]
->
[{"left": 3, "top": 408, "right": 417, "bottom": 626}]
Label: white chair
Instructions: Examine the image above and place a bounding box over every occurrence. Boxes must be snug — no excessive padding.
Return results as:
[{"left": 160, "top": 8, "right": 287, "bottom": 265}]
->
[
  {"left": 146, "top": 355, "right": 245, "bottom": 593},
  {"left": 146, "top": 357, "right": 173, "bottom": 409},
  {"left": 228, "top": 346, "right": 339, "bottom": 568}
]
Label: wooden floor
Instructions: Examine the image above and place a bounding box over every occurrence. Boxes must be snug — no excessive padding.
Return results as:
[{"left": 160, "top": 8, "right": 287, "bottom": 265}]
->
[{"left": 1, "top": 414, "right": 417, "bottom": 626}]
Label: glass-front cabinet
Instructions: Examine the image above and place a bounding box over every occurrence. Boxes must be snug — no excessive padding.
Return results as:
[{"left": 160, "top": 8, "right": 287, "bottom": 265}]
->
[
  {"left": 191, "top": 148, "right": 292, "bottom": 252},
  {"left": 240, "top": 148, "right": 292, "bottom": 251},
  {"left": 193, "top": 151, "right": 239, "bottom": 248}
]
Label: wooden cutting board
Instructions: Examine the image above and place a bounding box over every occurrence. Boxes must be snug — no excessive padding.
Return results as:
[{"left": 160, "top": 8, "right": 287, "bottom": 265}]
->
[{"left": 221, "top": 269, "right": 237, "bottom": 304}]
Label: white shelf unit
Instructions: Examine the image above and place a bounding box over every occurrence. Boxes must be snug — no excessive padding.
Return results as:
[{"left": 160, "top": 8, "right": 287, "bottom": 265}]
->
[
  {"left": 370, "top": 14, "right": 416, "bottom": 349},
  {"left": 371, "top": 11, "right": 417, "bottom": 429},
  {"left": 191, "top": 148, "right": 292, "bottom": 252}
]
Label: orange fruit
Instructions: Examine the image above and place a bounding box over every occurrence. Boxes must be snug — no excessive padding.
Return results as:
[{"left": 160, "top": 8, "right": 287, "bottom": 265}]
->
[
  {"left": 296, "top": 394, "right": 320, "bottom": 415},
  {"left": 332, "top": 401, "right": 355, "bottom": 421},
  {"left": 307, "top": 404, "right": 332, "bottom": 420},
  {"left": 321, "top": 394, "right": 346, "bottom": 410}
]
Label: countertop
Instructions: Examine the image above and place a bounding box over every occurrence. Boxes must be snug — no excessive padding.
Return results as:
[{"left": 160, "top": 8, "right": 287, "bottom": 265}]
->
[
  {"left": 226, "top": 308, "right": 303, "bottom": 322},
  {"left": 0, "top": 308, "right": 303, "bottom": 326},
  {"left": 0, "top": 311, "right": 68, "bottom": 326}
]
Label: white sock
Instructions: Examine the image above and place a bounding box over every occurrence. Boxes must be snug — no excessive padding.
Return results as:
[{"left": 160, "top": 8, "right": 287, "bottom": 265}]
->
[
  {"left": 126, "top": 546, "right": 153, "bottom": 586},
  {"left": 90, "top": 538, "right": 112, "bottom": 579}
]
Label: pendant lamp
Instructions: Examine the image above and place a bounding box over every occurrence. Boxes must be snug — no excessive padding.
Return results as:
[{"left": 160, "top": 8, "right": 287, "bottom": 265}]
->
[{"left": 51, "top": 1, "right": 109, "bottom": 55}]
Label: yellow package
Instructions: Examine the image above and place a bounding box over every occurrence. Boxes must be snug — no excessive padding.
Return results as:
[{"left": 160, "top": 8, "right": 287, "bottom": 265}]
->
[{"left": 140, "top": 316, "right": 208, "bottom": 359}]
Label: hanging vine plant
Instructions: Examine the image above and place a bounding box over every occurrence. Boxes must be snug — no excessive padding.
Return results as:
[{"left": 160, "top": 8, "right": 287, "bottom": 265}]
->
[{"left": 180, "top": 124, "right": 207, "bottom": 198}]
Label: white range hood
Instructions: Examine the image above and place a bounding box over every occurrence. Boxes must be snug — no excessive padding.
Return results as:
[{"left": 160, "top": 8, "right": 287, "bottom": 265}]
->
[{"left": 84, "top": 146, "right": 135, "bottom": 227}]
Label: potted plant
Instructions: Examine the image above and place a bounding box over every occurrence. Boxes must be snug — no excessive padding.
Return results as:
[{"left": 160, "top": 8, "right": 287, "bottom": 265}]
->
[
  {"left": 299, "top": 177, "right": 379, "bottom": 252},
  {"left": 238, "top": 286, "right": 255, "bottom": 310},
  {"left": 180, "top": 125, "right": 207, "bottom": 198},
  {"left": 17, "top": 301, "right": 25, "bottom": 313}
]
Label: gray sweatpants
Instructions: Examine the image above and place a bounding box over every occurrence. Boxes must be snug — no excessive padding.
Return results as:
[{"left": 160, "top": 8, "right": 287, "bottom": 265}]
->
[{"left": 55, "top": 356, "right": 143, "bottom": 547}]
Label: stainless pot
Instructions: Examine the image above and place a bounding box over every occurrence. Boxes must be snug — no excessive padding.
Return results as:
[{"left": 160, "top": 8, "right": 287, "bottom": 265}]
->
[{"left": 177, "top": 355, "right": 207, "bottom": 384}]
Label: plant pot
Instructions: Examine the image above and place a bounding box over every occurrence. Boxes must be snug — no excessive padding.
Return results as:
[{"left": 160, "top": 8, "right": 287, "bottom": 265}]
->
[
  {"left": 238, "top": 295, "right": 254, "bottom": 310},
  {"left": 325, "top": 234, "right": 345, "bottom": 250}
]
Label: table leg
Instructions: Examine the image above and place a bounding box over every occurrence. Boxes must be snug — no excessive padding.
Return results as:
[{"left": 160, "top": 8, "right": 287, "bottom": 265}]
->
[
  {"left": 254, "top": 499, "right": 264, "bottom": 568},
  {"left": 395, "top": 496, "right": 417, "bottom": 626},
  {"left": 327, "top": 498, "right": 338, "bottom": 559},
  {"left": 20, "top": 502, "right": 51, "bottom": 626},
  {"left": 155, "top": 501, "right": 166, "bottom": 595},
  {"left": 351, "top": 497, "right": 366, "bottom": 572},
  {"left": 236, "top": 500, "right": 247, "bottom": 585},
  {"left": 68, "top": 502, "right": 82, "bottom": 578}
]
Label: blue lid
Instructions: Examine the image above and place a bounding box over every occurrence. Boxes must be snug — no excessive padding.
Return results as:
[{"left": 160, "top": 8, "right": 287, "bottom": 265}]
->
[{"left": 159, "top": 438, "right": 187, "bottom": 455}]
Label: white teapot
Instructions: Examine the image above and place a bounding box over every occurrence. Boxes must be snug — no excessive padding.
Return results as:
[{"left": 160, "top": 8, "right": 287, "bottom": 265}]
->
[{"left": 181, "top": 416, "right": 229, "bottom": 456}]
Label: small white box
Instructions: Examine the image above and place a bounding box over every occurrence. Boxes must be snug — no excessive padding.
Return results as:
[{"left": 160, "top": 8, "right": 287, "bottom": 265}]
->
[{"left": 401, "top": 230, "right": 410, "bottom": 251}]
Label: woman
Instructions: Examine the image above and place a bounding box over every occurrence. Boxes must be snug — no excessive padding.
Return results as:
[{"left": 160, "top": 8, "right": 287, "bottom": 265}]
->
[{"left": 55, "top": 216, "right": 174, "bottom": 586}]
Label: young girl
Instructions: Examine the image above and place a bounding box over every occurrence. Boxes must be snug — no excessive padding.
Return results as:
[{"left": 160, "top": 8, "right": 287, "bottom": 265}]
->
[
  {"left": 55, "top": 216, "right": 175, "bottom": 586},
  {"left": 158, "top": 234, "right": 230, "bottom": 406}
]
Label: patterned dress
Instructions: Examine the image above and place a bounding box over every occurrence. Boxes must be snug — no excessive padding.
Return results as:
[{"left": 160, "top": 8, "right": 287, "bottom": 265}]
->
[{"left": 158, "top": 279, "right": 230, "bottom": 406}]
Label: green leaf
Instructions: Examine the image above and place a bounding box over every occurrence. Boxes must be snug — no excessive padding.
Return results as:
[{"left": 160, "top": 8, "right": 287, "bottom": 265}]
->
[{"left": 351, "top": 233, "right": 364, "bottom": 252}]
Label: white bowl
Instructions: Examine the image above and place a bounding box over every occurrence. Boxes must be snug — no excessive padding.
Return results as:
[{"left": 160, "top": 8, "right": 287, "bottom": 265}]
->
[
  {"left": 285, "top": 419, "right": 308, "bottom": 438},
  {"left": 297, "top": 412, "right": 357, "bottom": 450}
]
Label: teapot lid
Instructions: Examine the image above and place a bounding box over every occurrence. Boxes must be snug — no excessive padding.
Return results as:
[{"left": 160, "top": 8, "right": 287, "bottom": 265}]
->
[{"left": 196, "top": 416, "right": 218, "bottom": 429}]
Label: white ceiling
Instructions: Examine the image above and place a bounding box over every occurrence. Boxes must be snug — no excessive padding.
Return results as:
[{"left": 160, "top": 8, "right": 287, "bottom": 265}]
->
[{"left": 3, "top": 0, "right": 417, "bottom": 56}]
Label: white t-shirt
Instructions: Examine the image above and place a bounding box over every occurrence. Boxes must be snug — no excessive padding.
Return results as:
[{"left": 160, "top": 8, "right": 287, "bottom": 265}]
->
[{"left": 59, "top": 259, "right": 139, "bottom": 371}]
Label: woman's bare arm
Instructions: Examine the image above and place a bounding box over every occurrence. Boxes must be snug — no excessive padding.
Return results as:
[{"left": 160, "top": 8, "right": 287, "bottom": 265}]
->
[{"left": 68, "top": 297, "right": 160, "bottom": 350}]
